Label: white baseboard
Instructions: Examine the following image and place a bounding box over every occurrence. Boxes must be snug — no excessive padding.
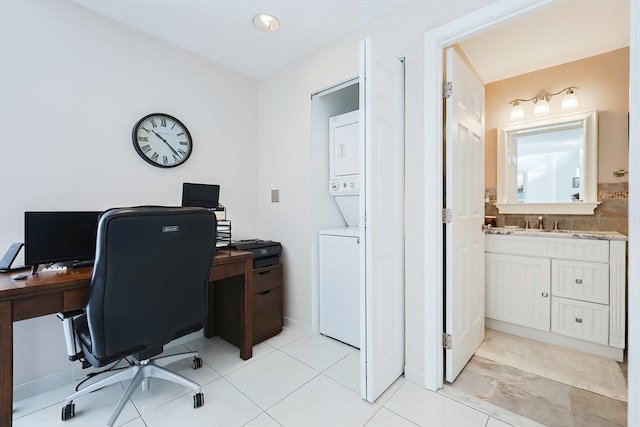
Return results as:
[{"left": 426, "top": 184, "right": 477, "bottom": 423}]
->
[
  {"left": 14, "top": 329, "right": 207, "bottom": 401},
  {"left": 403, "top": 365, "right": 425, "bottom": 387},
  {"left": 283, "top": 316, "right": 313, "bottom": 337},
  {"left": 486, "top": 319, "right": 624, "bottom": 362},
  {"left": 13, "top": 369, "right": 74, "bottom": 402}
]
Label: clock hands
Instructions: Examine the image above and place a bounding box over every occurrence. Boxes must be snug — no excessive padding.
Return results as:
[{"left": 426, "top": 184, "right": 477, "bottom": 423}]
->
[
  {"left": 151, "top": 129, "right": 181, "bottom": 157},
  {"left": 134, "top": 114, "right": 192, "bottom": 168}
]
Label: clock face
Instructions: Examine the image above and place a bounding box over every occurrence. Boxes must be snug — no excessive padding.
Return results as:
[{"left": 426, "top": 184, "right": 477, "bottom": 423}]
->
[{"left": 132, "top": 113, "right": 192, "bottom": 168}]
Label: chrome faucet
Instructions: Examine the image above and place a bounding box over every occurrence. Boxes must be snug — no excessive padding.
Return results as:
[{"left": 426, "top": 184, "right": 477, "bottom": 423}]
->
[
  {"left": 524, "top": 220, "right": 530, "bottom": 229},
  {"left": 538, "top": 216, "right": 544, "bottom": 230},
  {"left": 553, "top": 221, "right": 560, "bottom": 231}
]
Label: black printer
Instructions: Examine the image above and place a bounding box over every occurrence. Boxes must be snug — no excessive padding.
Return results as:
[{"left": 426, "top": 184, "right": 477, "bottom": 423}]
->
[{"left": 230, "top": 239, "right": 282, "bottom": 269}]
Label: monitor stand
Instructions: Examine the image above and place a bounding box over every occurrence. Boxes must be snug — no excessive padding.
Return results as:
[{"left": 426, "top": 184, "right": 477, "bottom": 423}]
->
[{"left": 0, "top": 243, "right": 25, "bottom": 272}]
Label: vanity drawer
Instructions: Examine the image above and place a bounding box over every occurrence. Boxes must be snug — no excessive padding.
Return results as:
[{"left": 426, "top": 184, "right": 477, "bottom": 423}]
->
[
  {"left": 551, "top": 297, "right": 609, "bottom": 345},
  {"left": 485, "top": 234, "right": 609, "bottom": 262},
  {"left": 551, "top": 259, "right": 609, "bottom": 304}
]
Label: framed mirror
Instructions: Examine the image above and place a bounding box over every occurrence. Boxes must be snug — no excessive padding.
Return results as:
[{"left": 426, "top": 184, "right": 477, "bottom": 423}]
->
[{"left": 496, "top": 109, "right": 599, "bottom": 215}]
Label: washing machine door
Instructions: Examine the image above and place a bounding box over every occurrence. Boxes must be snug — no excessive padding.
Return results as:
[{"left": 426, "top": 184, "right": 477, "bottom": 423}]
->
[{"left": 319, "top": 230, "right": 360, "bottom": 348}]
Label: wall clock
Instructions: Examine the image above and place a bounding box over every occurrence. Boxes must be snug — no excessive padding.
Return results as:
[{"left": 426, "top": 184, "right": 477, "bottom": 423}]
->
[{"left": 132, "top": 113, "right": 192, "bottom": 168}]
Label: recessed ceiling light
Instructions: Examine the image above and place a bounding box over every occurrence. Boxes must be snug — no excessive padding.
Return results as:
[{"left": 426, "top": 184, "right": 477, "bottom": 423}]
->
[{"left": 252, "top": 13, "right": 280, "bottom": 32}]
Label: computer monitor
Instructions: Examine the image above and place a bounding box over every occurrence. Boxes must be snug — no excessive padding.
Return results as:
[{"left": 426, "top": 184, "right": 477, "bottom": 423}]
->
[
  {"left": 24, "top": 211, "right": 102, "bottom": 268},
  {"left": 181, "top": 183, "right": 220, "bottom": 209}
]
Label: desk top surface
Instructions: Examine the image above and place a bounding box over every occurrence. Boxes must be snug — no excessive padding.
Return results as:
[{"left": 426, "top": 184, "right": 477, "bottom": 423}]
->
[{"left": 0, "top": 249, "right": 252, "bottom": 299}]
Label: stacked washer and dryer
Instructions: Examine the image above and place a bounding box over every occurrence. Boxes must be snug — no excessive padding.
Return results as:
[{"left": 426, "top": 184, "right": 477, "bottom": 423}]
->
[{"left": 319, "top": 110, "right": 360, "bottom": 348}]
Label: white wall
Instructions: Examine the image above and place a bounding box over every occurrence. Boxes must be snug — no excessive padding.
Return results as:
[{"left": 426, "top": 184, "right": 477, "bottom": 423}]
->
[
  {"left": 1, "top": 0, "right": 501, "bottom": 392},
  {"left": 0, "top": 0, "right": 260, "bottom": 386},
  {"left": 257, "top": 0, "right": 497, "bottom": 374}
]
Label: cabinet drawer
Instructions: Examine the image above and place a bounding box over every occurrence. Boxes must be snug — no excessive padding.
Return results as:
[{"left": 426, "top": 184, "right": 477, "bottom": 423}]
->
[
  {"left": 551, "top": 297, "right": 609, "bottom": 345},
  {"left": 209, "top": 261, "right": 248, "bottom": 282},
  {"left": 552, "top": 259, "right": 609, "bottom": 304},
  {"left": 486, "top": 234, "right": 609, "bottom": 262},
  {"left": 253, "top": 286, "right": 283, "bottom": 343},
  {"left": 209, "top": 265, "right": 227, "bottom": 282},
  {"left": 63, "top": 288, "right": 89, "bottom": 312},
  {"left": 253, "top": 264, "right": 283, "bottom": 294}
]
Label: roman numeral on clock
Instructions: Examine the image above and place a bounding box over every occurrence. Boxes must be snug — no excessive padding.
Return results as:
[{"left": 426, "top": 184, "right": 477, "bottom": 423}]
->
[{"left": 134, "top": 114, "right": 191, "bottom": 167}]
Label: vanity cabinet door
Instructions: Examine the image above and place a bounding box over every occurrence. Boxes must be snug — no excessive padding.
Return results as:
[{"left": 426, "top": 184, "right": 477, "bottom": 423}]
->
[{"left": 485, "top": 253, "right": 551, "bottom": 331}]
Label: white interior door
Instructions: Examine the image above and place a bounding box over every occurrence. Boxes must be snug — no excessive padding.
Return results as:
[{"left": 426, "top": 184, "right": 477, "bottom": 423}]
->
[
  {"left": 444, "top": 47, "right": 485, "bottom": 382},
  {"left": 359, "top": 37, "right": 405, "bottom": 402}
]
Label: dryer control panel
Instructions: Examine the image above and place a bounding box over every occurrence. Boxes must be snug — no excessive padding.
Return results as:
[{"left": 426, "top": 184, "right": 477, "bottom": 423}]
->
[
  {"left": 329, "top": 110, "right": 359, "bottom": 194},
  {"left": 329, "top": 177, "right": 359, "bottom": 195}
]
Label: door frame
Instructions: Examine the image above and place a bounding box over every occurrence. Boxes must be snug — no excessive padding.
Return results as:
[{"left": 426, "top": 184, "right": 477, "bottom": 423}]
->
[{"left": 422, "top": 1, "right": 639, "bottom": 426}]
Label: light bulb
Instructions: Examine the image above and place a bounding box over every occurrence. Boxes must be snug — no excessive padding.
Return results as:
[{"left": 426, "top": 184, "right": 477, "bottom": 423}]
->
[
  {"left": 252, "top": 14, "right": 280, "bottom": 32},
  {"left": 510, "top": 102, "right": 524, "bottom": 120},
  {"left": 561, "top": 90, "right": 578, "bottom": 110},
  {"left": 534, "top": 97, "right": 549, "bottom": 115}
]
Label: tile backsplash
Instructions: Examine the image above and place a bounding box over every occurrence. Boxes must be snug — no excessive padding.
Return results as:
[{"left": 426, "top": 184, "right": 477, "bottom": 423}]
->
[{"left": 485, "top": 182, "right": 629, "bottom": 236}]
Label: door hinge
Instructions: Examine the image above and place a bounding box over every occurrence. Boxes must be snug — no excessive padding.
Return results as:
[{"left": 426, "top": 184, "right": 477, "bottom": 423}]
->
[
  {"left": 442, "top": 208, "right": 452, "bottom": 224},
  {"left": 442, "top": 82, "right": 452, "bottom": 99},
  {"left": 443, "top": 333, "right": 452, "bottom": 350}
]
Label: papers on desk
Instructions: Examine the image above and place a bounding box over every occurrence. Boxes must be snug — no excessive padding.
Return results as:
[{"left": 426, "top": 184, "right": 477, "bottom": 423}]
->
[
  {"left": 210, "top": 206, "right": 226, "bottom": 221},
  {"left": 217, "top": 220, "right": 231, "bottom": 247}
]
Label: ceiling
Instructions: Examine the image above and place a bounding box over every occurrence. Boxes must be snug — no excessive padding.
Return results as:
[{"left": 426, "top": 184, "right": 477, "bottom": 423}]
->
[
  {"left": 458, "top": 0, "right": 630, "bottom": 83},
  {"left": 71, "top": 0, "right": 411, "bottom": 79},
  {"left": 71, "top": 0, "right": 630, "bottom": 82}
]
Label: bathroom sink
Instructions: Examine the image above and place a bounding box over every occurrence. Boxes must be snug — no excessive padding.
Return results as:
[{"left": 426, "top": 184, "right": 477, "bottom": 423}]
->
[
  {"left": 498, "top": 226, "right": 578, "bottom": 233},
  {"left": 485, "top": 227, "right": 627, "bottom": 241}
]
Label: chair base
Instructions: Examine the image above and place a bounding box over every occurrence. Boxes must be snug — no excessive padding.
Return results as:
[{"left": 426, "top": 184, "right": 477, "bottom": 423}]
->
[{"left": 61, "top": 351, "right": 205, "bottom": 427}]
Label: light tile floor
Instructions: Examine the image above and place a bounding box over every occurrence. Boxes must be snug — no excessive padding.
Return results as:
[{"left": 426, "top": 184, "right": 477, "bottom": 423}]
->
[
  {"left": 448, "top": 355, "right": 628, "bottom": 427},
  {"left": 14, "top": 328, "right": 525, "bottom": 427}
]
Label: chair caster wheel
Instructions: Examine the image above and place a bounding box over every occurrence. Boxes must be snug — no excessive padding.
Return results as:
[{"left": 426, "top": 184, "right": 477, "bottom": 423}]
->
[
  {"left": 193, "top": 392, "right": 204, "bottom": 408},
  {"left": 61, "top": 402, "right": 75, "bottom": 421},
  {"left": 192, "top": 356, "right": 203, "bottom": 369}
]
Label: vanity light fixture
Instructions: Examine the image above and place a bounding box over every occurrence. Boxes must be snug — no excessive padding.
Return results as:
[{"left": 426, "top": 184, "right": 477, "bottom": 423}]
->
[
  {"left": 560, "top": 87, "right": 579, "bottom": 109},
  {"left": 533, "top": 97, "right": 550, "bottom": 115},
  {"left": 252, "top": 13, "right": 280, "bottom": 32},
  {"left": 510, "top": 101, "right": 525, "bottom": 120},
  {"left": 509, "top": 86, "right": 579, "bottom": 120}
]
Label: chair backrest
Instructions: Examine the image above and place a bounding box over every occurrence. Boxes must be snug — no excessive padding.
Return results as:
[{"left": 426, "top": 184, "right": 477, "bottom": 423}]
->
[{"left": 85, "top": 206, "right": 217, "bottom": 362}]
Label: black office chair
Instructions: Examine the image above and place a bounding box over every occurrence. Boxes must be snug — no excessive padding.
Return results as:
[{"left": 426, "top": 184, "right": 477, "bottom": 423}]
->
[{"left": 59, "top": 206, "right": 217, "bottom": 426}]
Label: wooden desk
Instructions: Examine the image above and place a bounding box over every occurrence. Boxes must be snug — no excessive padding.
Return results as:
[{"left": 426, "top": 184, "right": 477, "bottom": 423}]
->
[{"left": 0, "top": 249, "right": 253, "bottom": 426}]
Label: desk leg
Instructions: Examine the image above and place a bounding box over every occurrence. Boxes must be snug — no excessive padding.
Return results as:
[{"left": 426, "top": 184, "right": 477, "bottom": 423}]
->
[
  {"left": 204, "top": 282, "right": 215, "bottom": 338},
  {"left": 239, "top": 259, "right": 253, "bottom": 360},
  {"left": 0, "top": 300, "right": 13, "bottom": 426}
]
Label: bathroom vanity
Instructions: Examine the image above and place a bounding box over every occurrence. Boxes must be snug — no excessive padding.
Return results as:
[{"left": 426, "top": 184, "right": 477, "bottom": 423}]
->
[{"left": 484, "top": 228, "right": 627, "bottom": 361}]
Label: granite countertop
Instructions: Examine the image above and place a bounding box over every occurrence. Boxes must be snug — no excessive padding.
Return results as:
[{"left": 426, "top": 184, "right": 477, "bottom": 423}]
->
[{"left": 484, "top": 226, "right": 628, "bottom": 241}]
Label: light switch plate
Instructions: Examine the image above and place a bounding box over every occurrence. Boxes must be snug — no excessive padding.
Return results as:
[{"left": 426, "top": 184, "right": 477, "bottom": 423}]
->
[{"left": 271, "top": 189, "right": 279, "bottom": 203}]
